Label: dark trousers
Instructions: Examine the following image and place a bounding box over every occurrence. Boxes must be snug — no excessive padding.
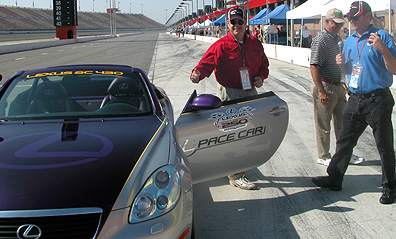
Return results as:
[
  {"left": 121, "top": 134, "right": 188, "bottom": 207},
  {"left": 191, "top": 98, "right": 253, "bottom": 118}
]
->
[
  {"left": 327, "top": 88, "right": 396, "bottom": 189},
  {"left": 302, "top": 37, "right": 310, "bottom": 48}
]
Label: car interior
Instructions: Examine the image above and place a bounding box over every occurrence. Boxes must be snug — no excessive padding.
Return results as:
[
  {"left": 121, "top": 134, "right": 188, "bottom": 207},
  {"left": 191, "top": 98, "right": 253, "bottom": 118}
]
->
[{"left": 0, "top": 73, "right": 151, "bottom": 119}]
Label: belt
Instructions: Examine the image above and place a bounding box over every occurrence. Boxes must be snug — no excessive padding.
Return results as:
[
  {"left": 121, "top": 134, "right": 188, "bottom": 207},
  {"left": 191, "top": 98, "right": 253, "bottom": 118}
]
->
[
  {"left": 321, "top": 78, "right": 341, "bottom": 86},
  {"left": 348, "top": 88, "right": 388, "bottom": 99}
]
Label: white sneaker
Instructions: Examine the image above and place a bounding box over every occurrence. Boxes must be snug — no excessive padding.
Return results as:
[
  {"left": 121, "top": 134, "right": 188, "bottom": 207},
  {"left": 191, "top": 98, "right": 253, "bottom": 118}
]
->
[
  {"left": 229, "top": 175, "right": 256, "bottom": 190},
  {"left": 317, "top": 158, "right": 331, "bottom": 166},
  {"left": 350, "top": 155, "right": 364, "bottom": 165}
]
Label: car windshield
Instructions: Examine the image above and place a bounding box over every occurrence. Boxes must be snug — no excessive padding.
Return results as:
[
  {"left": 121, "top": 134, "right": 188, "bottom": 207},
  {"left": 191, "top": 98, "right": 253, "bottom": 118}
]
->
[{"left": 0, "top": 70, "right": 152, "bottom": 121}]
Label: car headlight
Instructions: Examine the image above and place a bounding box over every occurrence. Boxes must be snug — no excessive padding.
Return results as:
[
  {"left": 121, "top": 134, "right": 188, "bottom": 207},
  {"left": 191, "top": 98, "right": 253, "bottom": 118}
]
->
[{"left": 129, "top": 165, "right": 181, "bottom": 223}]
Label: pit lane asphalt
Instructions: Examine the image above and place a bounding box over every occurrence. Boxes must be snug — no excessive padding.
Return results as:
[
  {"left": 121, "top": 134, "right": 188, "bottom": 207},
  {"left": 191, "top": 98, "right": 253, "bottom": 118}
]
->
[{"left": 153, "top": 33, "right": 396, "bottom": 239}]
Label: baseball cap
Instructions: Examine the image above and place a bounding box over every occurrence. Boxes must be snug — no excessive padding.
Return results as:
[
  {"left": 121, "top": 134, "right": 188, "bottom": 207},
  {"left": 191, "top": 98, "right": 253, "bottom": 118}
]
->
[
  {"left": 326, "top": 9, "right": 345, "bottom": 24},
  {"left": 228, "top": 8, "right": 244, "bottom": 20},
  {"left": 345, "top": 1, "right": 371, "bottom": 18}
]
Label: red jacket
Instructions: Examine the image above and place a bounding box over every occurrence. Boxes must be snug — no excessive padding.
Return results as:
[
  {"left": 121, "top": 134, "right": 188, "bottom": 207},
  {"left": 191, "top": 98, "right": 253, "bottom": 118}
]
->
[{"left": 194, "top": 32, "right": 269, "bottom": 89}]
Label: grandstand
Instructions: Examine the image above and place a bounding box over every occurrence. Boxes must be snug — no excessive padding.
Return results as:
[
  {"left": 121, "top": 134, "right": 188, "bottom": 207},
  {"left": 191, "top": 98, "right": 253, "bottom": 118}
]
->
[{"left": 0, "top": 6, "right": 165, "bottom": 31}]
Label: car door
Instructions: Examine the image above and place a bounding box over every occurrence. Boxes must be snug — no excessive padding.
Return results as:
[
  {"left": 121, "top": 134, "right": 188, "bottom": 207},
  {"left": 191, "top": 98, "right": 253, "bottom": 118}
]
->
[{"left": 175, "top": 90, "right": 288, "bottom": 184}]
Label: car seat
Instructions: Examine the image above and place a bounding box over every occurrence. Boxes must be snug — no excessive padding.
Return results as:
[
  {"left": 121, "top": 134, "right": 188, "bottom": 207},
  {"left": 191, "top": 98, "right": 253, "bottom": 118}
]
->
[
  {"left": 100, "top": 76, "right": 146, "bottom": 110},
  {"left": 26, "top": 81, "right": 74, "bottom": 114}
]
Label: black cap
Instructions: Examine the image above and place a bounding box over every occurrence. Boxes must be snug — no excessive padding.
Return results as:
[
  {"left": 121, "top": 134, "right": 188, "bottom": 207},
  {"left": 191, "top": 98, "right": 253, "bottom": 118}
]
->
[
  {"left": 345, "top": 1, "right": 372, "bottom": 17},
  {"left": 228, "top": 8, "right": 244, "bottom": 20}
]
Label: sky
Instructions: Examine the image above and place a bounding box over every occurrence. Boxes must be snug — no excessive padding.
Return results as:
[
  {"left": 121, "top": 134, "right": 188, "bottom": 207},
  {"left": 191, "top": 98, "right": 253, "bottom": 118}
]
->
[{"left": 0, "top": 0, "right": 212, "bottom": 24}]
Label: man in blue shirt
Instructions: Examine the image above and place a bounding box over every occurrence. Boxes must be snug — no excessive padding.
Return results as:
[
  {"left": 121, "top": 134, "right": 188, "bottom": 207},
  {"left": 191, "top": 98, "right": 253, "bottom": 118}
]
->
[{"left": 311, "top": 1, "right": 396, "bottom": 204}]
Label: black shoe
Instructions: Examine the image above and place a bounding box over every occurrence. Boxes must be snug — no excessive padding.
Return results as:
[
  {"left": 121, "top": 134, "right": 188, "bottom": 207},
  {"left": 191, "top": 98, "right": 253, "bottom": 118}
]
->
[
  {"left": 379, "top": 188, "right": 396, "bottom": 204},
  {"left": 312, "top": 176, "right": 342, "bottom": 191}
]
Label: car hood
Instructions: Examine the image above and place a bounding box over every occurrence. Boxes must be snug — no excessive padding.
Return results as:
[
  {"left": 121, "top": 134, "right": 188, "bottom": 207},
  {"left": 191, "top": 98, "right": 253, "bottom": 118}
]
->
[{"left": 0, "top": 116, "right": 162, "bottom": 212}]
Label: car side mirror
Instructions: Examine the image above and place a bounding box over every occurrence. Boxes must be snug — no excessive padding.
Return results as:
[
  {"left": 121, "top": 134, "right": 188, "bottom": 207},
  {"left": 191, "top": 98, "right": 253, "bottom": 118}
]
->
[
  {"left": 0, "top": 74, "right": 2, "bottom": 81},
  {"left": 191, "top": 94, "right": 222, "bottom": 111}
]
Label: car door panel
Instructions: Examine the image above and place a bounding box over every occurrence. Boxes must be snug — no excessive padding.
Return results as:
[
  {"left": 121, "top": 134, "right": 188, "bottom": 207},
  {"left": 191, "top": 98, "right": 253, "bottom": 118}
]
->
[{"left": 175, "top": 91, "right": 288, "bottom": 184}]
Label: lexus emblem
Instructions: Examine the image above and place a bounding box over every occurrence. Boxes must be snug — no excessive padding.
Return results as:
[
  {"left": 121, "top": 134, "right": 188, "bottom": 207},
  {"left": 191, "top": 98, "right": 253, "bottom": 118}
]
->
[
  {"left": 44, "top": 89, "right": 55, "bottom": 95},
  {"left": 17, "top": 224, "right": 42, "bottom": 239},
  {"left": 179, "top": 138, "right": 196, "bottom": 156},
  {"left": 119, "top": 83, "right": 129, "bottom": 91}
]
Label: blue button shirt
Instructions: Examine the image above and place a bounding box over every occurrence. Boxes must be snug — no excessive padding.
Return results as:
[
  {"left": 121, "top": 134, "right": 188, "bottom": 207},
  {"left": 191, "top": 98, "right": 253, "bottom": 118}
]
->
[{"left": 343, "top": 25, "right": 396, "bottom": 94}]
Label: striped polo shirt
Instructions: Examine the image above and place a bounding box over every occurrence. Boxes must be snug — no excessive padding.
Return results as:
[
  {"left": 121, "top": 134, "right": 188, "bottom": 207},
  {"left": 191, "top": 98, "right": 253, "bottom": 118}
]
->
[{"left": 310, "top": 29, "right": 342, "bottom": 82}]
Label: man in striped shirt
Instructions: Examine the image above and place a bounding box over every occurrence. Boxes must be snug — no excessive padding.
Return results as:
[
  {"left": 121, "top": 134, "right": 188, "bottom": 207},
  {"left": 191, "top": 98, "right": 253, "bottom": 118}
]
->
[{"left": 310, "top": 9, "right": 364, "bottom": 167}]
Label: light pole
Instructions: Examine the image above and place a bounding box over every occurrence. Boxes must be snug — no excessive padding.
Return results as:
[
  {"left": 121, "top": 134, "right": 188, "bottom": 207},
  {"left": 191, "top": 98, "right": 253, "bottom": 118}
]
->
[
  {"left": 141, "top": 3, "right": 143, "bottom": 14},
  {"left": 93, "top": 0, "right": 95, "bottom": 12},
  {"left": 202, "top": 0, "right": 205, "bottom": 17},
  {"left": 184, "top": 2, "right": 190, "bottom": 15},
  {"left": 211, "top": 0, "right": 214, "bottom": 36},
  {"left": 165, "top": 9, "right": 168, "bottom": 23},
  {"left": 183, "top": 0, "right": 193, "bottom": 15},
  {"left": 246, "top": 0, "right": 249, "bottom": 26},
  {"left": 109, "top": 0, "right": 117, "bottom": 37},
  {"left": 130, "top": 2, "right": 131, "bottom": 14},
  {"left": 177, "top": 6, "right": 185, "bottom": 26}
]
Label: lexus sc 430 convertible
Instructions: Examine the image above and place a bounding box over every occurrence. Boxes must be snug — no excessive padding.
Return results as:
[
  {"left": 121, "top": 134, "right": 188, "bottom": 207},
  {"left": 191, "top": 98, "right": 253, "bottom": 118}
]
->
[{"left": 0, "top": 64, "right": 288, "bottom": 239}]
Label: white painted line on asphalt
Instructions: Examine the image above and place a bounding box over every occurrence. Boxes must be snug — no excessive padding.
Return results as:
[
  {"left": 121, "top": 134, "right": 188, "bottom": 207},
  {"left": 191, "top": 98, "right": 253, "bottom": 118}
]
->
[{"left": 15, "top": 57, "right": 25, "bottom": 61}]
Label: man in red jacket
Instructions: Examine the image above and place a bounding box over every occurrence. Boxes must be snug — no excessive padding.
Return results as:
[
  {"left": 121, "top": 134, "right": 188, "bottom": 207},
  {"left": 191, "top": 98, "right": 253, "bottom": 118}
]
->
[{"left": 190, "top": 7, "right": 270, "bottom": 190}]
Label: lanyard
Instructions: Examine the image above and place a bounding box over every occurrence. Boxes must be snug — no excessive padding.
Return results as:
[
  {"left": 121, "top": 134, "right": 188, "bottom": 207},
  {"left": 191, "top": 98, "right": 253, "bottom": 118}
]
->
[
  {"left": 356, "top": 37, "right": 368, "bottom": 64},
  {"left": 232, "top": 34, "right": 247, "bottom": 67}
]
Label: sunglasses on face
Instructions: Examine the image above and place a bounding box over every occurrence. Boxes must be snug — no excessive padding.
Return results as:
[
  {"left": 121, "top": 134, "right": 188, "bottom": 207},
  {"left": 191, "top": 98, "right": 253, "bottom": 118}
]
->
[
  {"left": 348, "top": 14, "right": 362, "bottom": 21},
  {"left": 230, "top": 19, "right": 244, "bottom": 25}
]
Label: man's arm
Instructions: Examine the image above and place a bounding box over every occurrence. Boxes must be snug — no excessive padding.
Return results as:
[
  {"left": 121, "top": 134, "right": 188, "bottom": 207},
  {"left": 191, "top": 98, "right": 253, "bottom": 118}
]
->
[
  {"left": 310, "top": 64, "right": 329, "bottom": 105},
  {"left": 369, "top": 32, "right": 396, "bottom": 75}
]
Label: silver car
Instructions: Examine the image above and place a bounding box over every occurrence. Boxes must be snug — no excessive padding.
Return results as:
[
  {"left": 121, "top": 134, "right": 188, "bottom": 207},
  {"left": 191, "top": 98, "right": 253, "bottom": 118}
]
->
[{"left": 0, "top": 64, "right": 288, "bottom": 238}]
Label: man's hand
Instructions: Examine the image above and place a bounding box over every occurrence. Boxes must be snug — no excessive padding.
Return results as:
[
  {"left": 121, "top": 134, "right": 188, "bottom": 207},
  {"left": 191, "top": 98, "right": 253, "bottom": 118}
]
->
[
  {"left": 319, "top": 91, "right": 329, "bottom": 106},
  {"left": 190, "top": 68, "right": 201, "bottom": 83},
  {"left": 369, "top": 32, "right": 396, "bottom": 75},
  {"left": 253, "top": 76, "right": 263, "bottom": 88},
  {"left": 336, "top": 52, "right": 345, "bottom": 66},
  {"left": 369, "top": 32, "right": 386, "bottom": 51}
]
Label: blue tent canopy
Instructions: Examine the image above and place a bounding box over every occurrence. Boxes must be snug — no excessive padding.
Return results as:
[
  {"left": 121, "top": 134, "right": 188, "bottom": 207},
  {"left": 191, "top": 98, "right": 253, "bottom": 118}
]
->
[
  {"left": 249, "top": 8, "right": 271, "bottom": 25},
  {"left": 211, "top": 14, "right": 226, "bottom": 26},
  {"left": 265, "top": 4, "right": 290, "bottom": 24},
  {"left": 249, "top": 4, "right": 315, "bottom": 25}
]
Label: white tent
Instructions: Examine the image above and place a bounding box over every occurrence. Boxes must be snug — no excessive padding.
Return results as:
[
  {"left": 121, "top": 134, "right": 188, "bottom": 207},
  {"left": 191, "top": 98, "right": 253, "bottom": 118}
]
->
[
  {"left": 286, "top": 0, "right": 330, "bottom": 19},
  {"left": 320, "top": 0, "right": 396, "bottom": 17},
  {"left": 287, "top": 0, "right": 396, "bottom": 39},
  {"left": 321, "top": 0, "right": 396, "bottom": 34},
  {"left": 191, "top": 21, "right": 200, "bottom": 29},
  {"left": 287, "top": 0, "right": 396, "bottom": 19},
  {"left": 199, "top": 19, "right": 212, "bottom": 28}
]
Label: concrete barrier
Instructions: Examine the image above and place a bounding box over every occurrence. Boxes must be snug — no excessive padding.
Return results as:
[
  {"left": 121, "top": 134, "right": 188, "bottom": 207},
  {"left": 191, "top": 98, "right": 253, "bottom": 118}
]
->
[
  {"left": 176, "top": 33, "right": 311, "bottom": 67},
  {"left": 262, "top": 43, "right": 311, "bottom": 68},
  {"left": 0, "top": 33, "right": 140, "bottom": 55},
  {"left": 174, "top": 32, "right": 396, "bottom": 88}
]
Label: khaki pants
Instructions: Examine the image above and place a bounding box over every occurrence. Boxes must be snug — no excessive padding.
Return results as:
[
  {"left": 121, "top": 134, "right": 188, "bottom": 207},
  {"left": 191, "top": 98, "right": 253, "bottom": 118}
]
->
[
  {"left": 311, "top": 82, "right": 346, "bottom": 159},
  {"left": 217, "top": 84, "right": 257, "bottom": 101},
  {"left": 217, "top": 84, "right": 258, "bottom": 180}
]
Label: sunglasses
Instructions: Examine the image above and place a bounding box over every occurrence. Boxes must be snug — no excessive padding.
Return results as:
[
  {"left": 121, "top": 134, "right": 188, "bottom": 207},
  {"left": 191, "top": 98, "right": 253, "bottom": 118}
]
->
[
  {"left": 230, "top": 19, "right": 244, "bottom": 25},
  {"left": 348, "top": 14, "right": 363, "bottom": 21}
]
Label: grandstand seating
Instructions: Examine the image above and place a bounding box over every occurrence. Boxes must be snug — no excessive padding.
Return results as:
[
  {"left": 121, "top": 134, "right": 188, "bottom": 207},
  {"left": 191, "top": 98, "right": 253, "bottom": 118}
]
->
[{"left": 0, "top": 6, "right": 164, "bottom": 31}]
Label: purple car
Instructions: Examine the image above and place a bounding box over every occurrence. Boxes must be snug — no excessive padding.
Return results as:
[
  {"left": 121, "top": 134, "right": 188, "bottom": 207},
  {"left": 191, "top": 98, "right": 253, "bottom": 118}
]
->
[{"left": 0, "top": 64, "right": 288, "bottom": 238}]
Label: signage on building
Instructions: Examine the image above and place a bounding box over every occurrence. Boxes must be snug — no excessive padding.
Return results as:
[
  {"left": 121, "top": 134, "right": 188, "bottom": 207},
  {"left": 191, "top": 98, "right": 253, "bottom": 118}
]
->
[{"left": 53, "top": 0, "right": 78, "bottom": 26}]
